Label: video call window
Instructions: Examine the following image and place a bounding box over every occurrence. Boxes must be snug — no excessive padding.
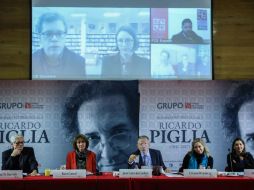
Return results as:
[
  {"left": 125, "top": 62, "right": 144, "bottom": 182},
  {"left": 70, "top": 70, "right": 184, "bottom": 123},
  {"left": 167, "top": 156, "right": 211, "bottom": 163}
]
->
[{"left": 31, "top": 0, "right": 212, "bottom": 80}]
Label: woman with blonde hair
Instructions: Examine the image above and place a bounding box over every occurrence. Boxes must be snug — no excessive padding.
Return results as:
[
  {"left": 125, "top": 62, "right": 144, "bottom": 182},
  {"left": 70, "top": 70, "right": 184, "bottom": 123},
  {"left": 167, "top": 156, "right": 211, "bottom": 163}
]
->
[{"left": 179, "top": 138, "right": 213, "bottom": 172}]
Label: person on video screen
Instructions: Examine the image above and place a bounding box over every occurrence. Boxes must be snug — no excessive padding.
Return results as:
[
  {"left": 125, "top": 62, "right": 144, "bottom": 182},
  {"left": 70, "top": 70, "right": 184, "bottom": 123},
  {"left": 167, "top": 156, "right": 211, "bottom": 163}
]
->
[
  {"left": 172, "top": 18, "right": 204, "bottom": 44},
  {"left": 62, "top": 81, "right": 139, "bottom": 172},
  {"left": 152, "top": 50, "right": 176, "bottom": 77},
  {"left": 32, "top": 12, "right": 85, "bottom": 79},
  {"left": 197, "top": 54, "right": 210, "bottom": 77},
  {"left": 175, "top": 54, "right": 195, "bottom": 77},
  {"left": 101, "top": 25, "right": 150, "bottom": 78}
]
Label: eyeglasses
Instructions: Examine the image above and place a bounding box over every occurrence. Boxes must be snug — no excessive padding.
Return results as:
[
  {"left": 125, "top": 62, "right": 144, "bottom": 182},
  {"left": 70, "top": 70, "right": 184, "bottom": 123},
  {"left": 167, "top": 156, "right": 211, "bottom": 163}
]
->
[
  {"left": 117, "top": 38, "right": 134, "bottom": 44},
  {"left": 88, "top": 132, "right": 131, "bottom": 150},
  {"left": 15, "top": 141, "right": 24, "bottom": 145},
  {"left": 41, "top": 31, "right": 66, "bottom": 40}
]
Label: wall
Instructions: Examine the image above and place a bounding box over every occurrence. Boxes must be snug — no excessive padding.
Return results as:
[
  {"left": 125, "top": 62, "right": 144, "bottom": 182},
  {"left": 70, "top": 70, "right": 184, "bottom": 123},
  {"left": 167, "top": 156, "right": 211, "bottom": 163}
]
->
[
  {"left": 0, "top": 0, "right": 254, "bottom": 79},
  {"left": 0, "top": 0, "right": 30, "bottom": 79}
]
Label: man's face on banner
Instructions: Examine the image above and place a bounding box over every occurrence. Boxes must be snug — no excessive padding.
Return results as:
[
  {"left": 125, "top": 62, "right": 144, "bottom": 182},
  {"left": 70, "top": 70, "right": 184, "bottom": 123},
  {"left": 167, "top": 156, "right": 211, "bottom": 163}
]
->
[
  {"left": 77, "top": 95, "right": 138, "bottom": 171},
  {"left": 238, "top": 100, "right": 254, "bottom": 156}
]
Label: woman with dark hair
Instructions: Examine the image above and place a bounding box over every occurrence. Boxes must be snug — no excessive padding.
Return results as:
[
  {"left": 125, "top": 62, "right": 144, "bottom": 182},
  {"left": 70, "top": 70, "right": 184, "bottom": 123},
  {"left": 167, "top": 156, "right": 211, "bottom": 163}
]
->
[
  {"left": 66, "top": 134, "right": 96, "bottom": 173},
  {"left": 101, "top": 25, "right": 150, "bottom": 78},
  {"left": 179, "top": 138, "right": 213, "bottom": 172},
  {"left": 226, "top": 138, "right": 254, "bottom": 172}
]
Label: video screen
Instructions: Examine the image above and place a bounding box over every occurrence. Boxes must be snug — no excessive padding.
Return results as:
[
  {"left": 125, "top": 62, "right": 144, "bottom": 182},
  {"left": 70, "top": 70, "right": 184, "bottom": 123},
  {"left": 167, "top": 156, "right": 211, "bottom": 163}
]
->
[{"left": 32, "top": 0, "right": 212, "bottom": 80}]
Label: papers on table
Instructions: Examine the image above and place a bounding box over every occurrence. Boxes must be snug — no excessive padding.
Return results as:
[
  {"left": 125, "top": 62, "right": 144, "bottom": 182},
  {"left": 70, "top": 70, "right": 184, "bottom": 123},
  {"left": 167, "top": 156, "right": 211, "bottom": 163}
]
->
[{"left": 164, "top": 172, "right": 184, "bottom": 177}]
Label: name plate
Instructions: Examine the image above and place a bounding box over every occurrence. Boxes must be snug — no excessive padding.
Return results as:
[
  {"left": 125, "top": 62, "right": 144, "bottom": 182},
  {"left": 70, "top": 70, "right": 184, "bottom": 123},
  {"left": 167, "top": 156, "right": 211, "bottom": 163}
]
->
[
  {"left": 218, "top": 171, "right": 244, "bottom": 176},
  {"left": 0, "top": 170, "right": 23, "bottom": 178},
  {"left": 52, "top": 169, "right": 86, "bottom": 178},
  {"left": 184, "top": 169, "right": 217, "bottom": 178},
  {"left": 244, "top": 169, "right": 254, "bottom": 178},
  {"left": 119, "top": 169, "right": 152, "bottom": 178}
]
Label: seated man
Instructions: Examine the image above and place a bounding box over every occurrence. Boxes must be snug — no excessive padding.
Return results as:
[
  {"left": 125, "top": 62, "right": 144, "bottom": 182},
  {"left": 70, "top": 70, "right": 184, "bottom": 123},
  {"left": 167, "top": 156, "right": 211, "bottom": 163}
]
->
[
  {"left": 2, "top": 134, "right": 38, "bottom": 176},
  {"left": 128, "top": 135, "right": 170, "bottom": 172}
]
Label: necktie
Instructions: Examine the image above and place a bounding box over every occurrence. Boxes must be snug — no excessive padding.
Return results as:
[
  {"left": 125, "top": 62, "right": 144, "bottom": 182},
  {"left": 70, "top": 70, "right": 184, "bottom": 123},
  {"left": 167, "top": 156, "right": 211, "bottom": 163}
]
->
[{"left": 143, "top": 155, "right": 148, "bottom": 166}]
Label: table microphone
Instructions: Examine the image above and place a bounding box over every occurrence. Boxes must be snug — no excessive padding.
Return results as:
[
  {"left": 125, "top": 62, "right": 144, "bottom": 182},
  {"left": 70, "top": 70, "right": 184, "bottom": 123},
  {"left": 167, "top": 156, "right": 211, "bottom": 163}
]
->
[{"left": 228, "top": 148, "right": 233, "bottom": 172}]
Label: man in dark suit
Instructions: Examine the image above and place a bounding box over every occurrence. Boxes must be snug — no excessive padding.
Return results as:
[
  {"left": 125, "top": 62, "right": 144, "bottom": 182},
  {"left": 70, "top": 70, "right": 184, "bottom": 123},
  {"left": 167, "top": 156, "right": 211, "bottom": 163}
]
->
[
  {"left": 128, "top": 135, "right": 170, "bottom": 172},
  {"left": 2, "top": 134, "right": 38, "bottom": 175}
]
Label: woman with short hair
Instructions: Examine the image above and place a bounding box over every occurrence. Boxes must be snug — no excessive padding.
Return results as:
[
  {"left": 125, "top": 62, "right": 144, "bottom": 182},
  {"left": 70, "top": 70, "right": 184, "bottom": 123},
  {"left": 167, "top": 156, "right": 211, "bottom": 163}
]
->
[
  {"left": 66, "top": 134, "right": 96, "bottom": 173},
  {"left": 101, "top": 25, "right": 150, "bottom": 78}
]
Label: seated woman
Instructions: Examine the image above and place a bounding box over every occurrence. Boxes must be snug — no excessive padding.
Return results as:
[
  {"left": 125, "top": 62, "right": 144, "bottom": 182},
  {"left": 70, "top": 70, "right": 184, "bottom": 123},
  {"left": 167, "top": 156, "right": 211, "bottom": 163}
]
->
[
  {"left": 179, "top": 138, "right": 213, "bottom": 172},
  {"left": 226, "top": 138, "right": 254, "bottom": 172},
  {"left": 66, "top": 134, "right": 96, "bottom": 173}
]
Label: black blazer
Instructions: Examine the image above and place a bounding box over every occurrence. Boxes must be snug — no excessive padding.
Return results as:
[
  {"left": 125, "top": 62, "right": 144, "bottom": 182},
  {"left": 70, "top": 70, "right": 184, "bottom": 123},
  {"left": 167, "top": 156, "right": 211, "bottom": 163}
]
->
[
  {"left": 171, "top": 31, "right": 204, "bottom": 44},
  {"left": 2, "top": 147, "right": 38, "bottom": 173},
  {"left": 226, "top": 152, "right": 254, "bottom": 172},
  {"left": 128, "top": 148, "right": 166, "bottom": 170},
  {"left": 101, "top": 53, "right": 150, "bottom": 78}
]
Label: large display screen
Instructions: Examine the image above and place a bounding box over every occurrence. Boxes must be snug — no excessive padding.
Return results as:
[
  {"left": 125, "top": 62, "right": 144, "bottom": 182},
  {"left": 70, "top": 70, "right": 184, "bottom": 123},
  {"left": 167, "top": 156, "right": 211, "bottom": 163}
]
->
[{"left": 31, "top": 0, "right": 212, "bottom": 80}]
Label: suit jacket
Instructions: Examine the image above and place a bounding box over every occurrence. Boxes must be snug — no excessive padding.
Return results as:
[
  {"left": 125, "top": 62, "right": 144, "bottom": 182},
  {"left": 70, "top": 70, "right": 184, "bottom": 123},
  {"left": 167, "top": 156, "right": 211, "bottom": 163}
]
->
[
  {"left": 32, "top": 47, "right": 86, "bottom": 79},
  {"left": 175, "top": 62, "right": 195, "bottom": 77},
  {"left": 101, "top": 52, "right": 150, "bottom": 79},
  {"left": 171, "top": 31, "right": 204, "bottom": 44},
  {"left": 66, "top": 150, "right": 96, "bottom": 173},
  {"left": 226, "top": 152, "right": 254, "bottom": 172},
  {"left": 2, "top": 147, "right": 38, "bottom": 174},
  {"left": 128, "top": 148, "right": 166, "bottom": 170}
]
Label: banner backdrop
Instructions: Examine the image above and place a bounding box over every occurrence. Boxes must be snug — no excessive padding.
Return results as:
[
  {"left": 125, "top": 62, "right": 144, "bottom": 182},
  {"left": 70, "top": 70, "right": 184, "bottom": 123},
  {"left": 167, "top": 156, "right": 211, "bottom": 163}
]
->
[
  {"left": 1, "top": 80, "right": 254, "bottom": 172},
  {"left": 0, "top": 81, "right": 73, "bottom": 172},
  {"left": 0, "top": 80, "right": 139, "bottom": 172},
  {"left": 139, "top": 80, "right": 254, "bottom": 171}
]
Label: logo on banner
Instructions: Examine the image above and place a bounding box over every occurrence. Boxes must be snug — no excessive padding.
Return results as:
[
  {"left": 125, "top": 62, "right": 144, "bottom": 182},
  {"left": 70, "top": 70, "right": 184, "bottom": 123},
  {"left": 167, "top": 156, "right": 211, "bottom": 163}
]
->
[
  {"left": 0, "top": 102, "right": 44, "bottom": 109},
  {"left": 24, "top": 103, "right": 44, "bottom": 109},
  {"left": 157, "top": 102, "right": 204, "bottom": 110}
]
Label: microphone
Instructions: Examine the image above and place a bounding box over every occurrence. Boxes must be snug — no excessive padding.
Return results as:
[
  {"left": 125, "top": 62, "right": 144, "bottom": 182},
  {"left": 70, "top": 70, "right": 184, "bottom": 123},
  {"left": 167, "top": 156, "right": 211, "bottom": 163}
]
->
[{"left": 228, "top": 148, "right": 233, "bottom": 172}]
